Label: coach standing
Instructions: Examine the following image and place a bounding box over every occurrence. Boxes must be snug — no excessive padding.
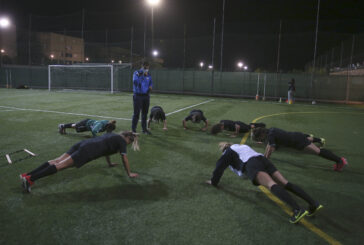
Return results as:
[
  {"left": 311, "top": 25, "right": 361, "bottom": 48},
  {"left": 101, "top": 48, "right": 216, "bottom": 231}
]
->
[{"left": 132, "top": 61, "right": 153, "bottom": 135}]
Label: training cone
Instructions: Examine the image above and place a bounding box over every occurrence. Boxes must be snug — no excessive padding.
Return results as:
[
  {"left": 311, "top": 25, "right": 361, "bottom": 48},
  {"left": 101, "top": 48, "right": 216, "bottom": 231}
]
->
[{"left": 255, "top": 95, "right": 259, "bottom": 101}]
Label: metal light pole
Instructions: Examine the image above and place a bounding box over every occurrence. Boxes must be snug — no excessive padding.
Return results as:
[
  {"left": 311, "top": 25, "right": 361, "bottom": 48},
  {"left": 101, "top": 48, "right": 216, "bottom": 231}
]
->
[{"left": 310, "top": 0, "right": 320, "bottom": 101}]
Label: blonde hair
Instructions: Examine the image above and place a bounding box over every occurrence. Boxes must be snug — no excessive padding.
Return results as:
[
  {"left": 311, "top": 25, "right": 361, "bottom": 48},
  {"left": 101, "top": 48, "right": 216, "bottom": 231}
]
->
[
  {"left": 121, "top": 131, "right": 140, "bottom": 151},
  {"left": 218, "top": 142, "right": 233, "bottom": 152}
]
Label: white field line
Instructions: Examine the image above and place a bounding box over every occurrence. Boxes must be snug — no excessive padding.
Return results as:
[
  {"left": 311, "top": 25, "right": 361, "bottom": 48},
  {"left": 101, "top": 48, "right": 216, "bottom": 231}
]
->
[
  {"left": 0, "top": 109, "right": 16, "bottom": 112},
  {"left": 0, "top": 105, "right": 132, "bottom": 121},
  {"left": 166, "top": 99, "right": 214, "bottom": 116}
]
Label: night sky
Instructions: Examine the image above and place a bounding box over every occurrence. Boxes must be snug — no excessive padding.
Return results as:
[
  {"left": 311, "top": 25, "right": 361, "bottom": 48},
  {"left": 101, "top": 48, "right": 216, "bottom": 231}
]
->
[{"left": 1, "top": 0, "right": 364, "bottom": 70}]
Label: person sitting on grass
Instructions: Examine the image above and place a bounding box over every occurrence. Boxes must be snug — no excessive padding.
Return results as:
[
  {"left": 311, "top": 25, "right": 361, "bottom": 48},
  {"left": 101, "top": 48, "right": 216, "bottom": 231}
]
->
[
  {"left": 148, "top": 106, "right": 167, "bottom": 131},
  {"left": 211, "top": 120, "right": 266, "bottom": 137},
  {"left": 252, "top": 127, "right": 347, "bottom": 171},
  {"left": 58, "top": 119, "right": 116, "bottom": 137},
  {"left": 206, "top": 142, "right": 323, "bottom": 224},
  {"left": 182, "top": 109, "right": 208, "bottom": 131},
  {"left": 20, "top": 131, "right": 139, "bottom": 193}
]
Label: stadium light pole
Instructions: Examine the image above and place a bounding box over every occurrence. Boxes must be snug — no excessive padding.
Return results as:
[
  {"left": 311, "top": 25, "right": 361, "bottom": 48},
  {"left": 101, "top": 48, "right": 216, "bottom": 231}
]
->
[{"left": 146, "top": 0, "right": 160, "bottom": 51}]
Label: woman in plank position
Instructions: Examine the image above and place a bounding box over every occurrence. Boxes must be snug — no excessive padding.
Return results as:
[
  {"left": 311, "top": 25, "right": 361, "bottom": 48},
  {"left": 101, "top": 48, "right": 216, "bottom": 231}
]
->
[
  {"left": 21, "top": 131, "right": 139, "bottom": 193},
  {"left": 206, "top": 142, "right": 323, "bottom": 224}
]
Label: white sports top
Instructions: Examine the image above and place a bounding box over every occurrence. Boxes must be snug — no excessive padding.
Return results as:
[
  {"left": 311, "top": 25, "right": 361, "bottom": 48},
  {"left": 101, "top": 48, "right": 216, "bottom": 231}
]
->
[{"left": 230, "top": 144, "right": 263, "bottom": 163}]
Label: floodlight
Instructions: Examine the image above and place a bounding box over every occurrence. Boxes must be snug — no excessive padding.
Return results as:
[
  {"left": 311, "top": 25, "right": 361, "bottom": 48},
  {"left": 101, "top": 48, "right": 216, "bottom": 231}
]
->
[
  {"left": 208, "top": 65, "right": 213, "bottom": 69},
  {"left": 50, "top": 54, "right": 54, "bottom": 59},
  {"left": 199, "top": 62, "right": 204, "bottom": 68},
  {"left": 152, "top": 50, "right": 159, "bottom": 57},
  {"left": 111, "top": 60, "right": 114, "bottom": 63},
  {"left": 0, "top": 17, "right": 10, "bottom": 28},
  {"left": 244, "top": 66, "right": 248, "bottom": 70},
  {"left": 85, "top": 57, "right": 89, "bottom": 61},
  {"left": 147, "top": 0, "right": 160, "bottom": 6},
  {"left": 237, "top": 62, "right": 243, "bottom": 68},
  {"left": 0, "top": 49, "right": 5, "bottom": 54}
]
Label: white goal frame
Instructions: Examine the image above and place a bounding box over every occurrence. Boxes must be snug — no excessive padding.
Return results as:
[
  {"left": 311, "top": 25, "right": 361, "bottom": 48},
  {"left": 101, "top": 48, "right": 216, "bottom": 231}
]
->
[{"left": 48, "top": 64, "right": 114, "bottom": 94}]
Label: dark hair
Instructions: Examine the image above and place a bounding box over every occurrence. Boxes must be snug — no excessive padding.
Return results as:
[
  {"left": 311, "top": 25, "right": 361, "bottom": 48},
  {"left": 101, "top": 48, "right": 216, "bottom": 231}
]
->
[
  {"left": 191, "top": 113, "right": 201, "bottom": 123},
  {"left": 153, "top": 110, "right": 165, "bottom": 123},
  {"left": 211, "top": 123, "right": 223, "bottom": 135},
  {"left": 252, "top": 127, "right": 269, "bottom": 142},
  {"left": 105, "top": 120, "right": 116, "bottom": 133}
]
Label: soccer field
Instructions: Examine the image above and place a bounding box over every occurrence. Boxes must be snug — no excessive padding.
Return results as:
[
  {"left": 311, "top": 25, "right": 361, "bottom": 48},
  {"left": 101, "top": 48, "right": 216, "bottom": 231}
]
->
[{"left": 1, "top": 89, "right": 364, "bottom": 245}]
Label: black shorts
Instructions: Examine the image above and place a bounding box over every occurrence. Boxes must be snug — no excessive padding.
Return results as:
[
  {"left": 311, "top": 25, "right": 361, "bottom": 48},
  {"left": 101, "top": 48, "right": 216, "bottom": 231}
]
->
[
  {"left": 291, "top": 133, "right": 311, "bottom": 150},
  {"left": 66, "top": 142, "right": 92, "bottom": 168},
  {"left": 75, "top": 119, "right": 90, "bottom": 133},
  {"left": 244, "top": 156, "right": 278, "bottom": 186}
]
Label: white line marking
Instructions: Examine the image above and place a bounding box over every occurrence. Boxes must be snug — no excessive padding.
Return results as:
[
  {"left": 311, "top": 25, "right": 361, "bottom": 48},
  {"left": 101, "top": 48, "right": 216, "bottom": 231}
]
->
[
  {"left": 166, "top": 99, "right": 214, "bottom": 116},
  {"left": 6, "top": 154, "right": 12, "bottom": 164},
  {"left": 0, "top": 106, "right": 132, "bottom": 121},
  {"left": 0, "top": 109, "right": 16, "bottom": 112},
  {"left": 24, "top": 149, "right": 36, "bottom": 156}
]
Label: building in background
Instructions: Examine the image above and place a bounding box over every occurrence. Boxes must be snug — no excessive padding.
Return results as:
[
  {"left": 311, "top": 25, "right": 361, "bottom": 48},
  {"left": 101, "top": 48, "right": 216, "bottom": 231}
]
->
[{"left": 35, "top": 32, "right": 84, "bottom": 64}]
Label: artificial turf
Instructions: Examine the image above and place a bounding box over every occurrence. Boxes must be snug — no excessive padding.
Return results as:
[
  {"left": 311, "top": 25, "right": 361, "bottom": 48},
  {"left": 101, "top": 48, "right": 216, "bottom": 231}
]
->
[{"left": 0, "top": 88, "right": 364, "bottom": 245}]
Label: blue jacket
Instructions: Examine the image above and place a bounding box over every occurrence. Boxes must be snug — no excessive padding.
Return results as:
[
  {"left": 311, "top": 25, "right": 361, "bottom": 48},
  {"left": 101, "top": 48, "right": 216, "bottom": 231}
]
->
[{"left": 133, "top": 69, "right": 153, "bottom": 95}]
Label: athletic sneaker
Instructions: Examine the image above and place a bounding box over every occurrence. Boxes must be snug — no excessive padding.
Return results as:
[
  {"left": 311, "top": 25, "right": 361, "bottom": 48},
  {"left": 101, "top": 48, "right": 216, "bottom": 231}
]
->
[
  {"left": 307, "top": 203, "right": 323, "bottom": 217},
  {"left": 22, "top": 175, "right": 34, "bottom": 193},
  {"left": 320, "top": 138, "right": 326, "bottom": 147},
  {"left": 289, "top": 208, "right": 308, "bottom": 224},
  {"left": 58, "top": 124, "right": 65, "bottom": 134},
  {"left": 142, "top": 130, "right": 152, "bottom": 135},
  {"left": 334, "top": 157, "right": 348, "bottom": 172}
]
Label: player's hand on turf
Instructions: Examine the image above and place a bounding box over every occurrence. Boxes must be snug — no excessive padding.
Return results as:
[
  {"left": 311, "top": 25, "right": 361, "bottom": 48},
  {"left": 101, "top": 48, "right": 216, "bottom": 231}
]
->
[
  {"left": 184, "top": 127, "right": 188, "bottom": 130},
  {"left": 205, "top": 180, "right": 212, "bottom": 185},
  {"left": 129, "top": 173, "right": 139, "bottom": 178},
  {"left": 201, "top": 128, "right": 207, "bottom": 131},
  {"left": 163, "top": 127, "right": 168, "bottom": 131},
  {"left": 230, "top": 134, "right": 237, "bottom": 138},
  {"left": 108, "top": 162, "right": 118, "bottom": 167}
]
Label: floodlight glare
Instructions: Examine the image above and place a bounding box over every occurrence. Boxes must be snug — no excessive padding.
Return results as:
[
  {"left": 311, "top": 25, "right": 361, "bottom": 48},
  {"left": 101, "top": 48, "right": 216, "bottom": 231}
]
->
[
  {"left": 244, "top": 66, "right": 248, "bottom": 70},
  {"left": 208, "top": 65, "right": 213, "bottom": 69},
  {"left": 85, "top": 57, "right": 89, "bottom": 61},
  {"left": 237, "top": 62, "right": 243, "bottom": 68},
  {"left": 152, "top": 50, "right": 159, "bottom": 57},
  {"left": 0, "top": 49, "right": 5, "bottom": 54},
  {"left": 199, "top": 62, "right": 204, "bottom": 68},
  {"left": 147, "top": 0, "right": 160, "bottom": 6},
  {"left": 0, "top": 17, "right": 10, "bottom": 28},
  {"left": 111, "top": 60, "right": 114, "bottom": 63},
  {"left": 50, "top": 54, "right": 54, "bottom": 59}
]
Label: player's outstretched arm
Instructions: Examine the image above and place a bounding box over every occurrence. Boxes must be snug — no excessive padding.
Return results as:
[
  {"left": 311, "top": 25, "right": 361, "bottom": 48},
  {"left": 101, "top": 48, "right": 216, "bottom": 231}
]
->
[
  {"left": 121, "top": 154, "right": 138, "bottom": 178},
  {"left": 264, "top": 144, "right": 275, "bottom": 159},
  {"left": 105, "top": 155, "right": 118, "bottom": 167},
  {"left": 163, "top": 120, "right": 168, "bottom": 130}
]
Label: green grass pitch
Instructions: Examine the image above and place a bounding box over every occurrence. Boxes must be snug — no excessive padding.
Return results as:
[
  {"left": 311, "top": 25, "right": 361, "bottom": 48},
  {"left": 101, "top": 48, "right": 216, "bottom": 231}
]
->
[{"left": 1, "top": 89, "right": 364, "bottom": 245}]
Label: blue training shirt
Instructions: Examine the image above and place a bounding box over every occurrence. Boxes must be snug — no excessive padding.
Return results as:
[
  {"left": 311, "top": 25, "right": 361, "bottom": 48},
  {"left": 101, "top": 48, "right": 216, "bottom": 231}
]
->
[{"left": 133, "top": 69, "right": 153, "bottom": 94}]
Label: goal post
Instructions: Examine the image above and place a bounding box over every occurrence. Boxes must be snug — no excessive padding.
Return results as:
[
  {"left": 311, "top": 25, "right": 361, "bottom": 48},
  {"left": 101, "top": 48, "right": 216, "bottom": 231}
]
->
[{"left": 48, "top": 64, "right": 115, "bottom": 93}]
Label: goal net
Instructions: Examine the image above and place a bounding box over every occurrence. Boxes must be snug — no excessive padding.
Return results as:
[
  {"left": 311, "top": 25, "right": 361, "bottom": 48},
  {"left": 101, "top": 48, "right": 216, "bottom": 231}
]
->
[{"left": 48, "top": 64, "right": 131, "bottom": 93}]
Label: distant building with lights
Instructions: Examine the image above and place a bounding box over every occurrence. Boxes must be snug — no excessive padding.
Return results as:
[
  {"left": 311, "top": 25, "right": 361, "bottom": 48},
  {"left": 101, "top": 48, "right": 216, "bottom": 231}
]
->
[{"left": 35, "top": 32, "right": 84, "bottom": 64}]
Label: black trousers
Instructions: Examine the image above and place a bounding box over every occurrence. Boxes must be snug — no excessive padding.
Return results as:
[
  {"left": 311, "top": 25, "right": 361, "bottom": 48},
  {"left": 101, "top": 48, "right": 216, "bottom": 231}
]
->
[{"left": 132, "top": 94, "right": 150, "bottom": 131}]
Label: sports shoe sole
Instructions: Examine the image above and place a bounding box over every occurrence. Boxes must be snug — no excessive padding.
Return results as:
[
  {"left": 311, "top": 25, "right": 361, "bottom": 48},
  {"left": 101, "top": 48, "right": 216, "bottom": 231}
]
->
[
  {"left": 22, "top": 177, "right": 31, "bottom": 193},
  {"left": 289, "top": 210, "right": 308, "bottom": 224},
  {"left": 307, "top": 204, "right": 323, "bottom": 217}
]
